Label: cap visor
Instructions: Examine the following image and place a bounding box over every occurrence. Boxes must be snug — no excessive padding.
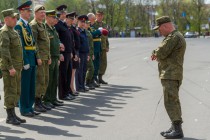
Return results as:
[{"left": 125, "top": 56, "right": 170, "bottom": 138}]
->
[
  {"left": 152, "top": 26, "right": 159, "bottom": 30},
  {"left": 11, "top": 13, "right": 19, "bottom": 18}
]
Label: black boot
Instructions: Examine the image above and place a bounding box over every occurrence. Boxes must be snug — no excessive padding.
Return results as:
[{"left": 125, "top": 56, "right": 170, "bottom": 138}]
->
[
  {"left": 99, "top": 74, "right": 108, "bottom": 84},
  {"left": 163, "top": 122, "right": 184, "bottom": 139},
  {"left": 34, "top": 98, "right": 47, "bottom": 112},
  {"left": 12, "top": 108, "right": 26, "bottom": 123},
  {"left": 160, "top": 123, "right": 174, "bottom": 136},
  {"left": 6, "top": 108, "right": 20, "bottom": 125},
  {"left": 86, "top": 80, "right": 95, "bottom": 90},
  {"left": 92, "top": 78, "right": 100, "bottom": 87}
]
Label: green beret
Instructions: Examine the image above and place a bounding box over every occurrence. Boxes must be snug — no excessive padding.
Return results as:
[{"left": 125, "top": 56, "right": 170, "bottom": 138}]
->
[
  {"left": 1, "top": 8, "right": 19, "bottom": 18},
  {"left": 34, "top": 5, "right": 45, "bottom": 12},
  {"left": 153, "top": 16, "right": 171, "bottom": 30},
  {"left": 46, "top": 10, "right": 56, "bottom": 17}
]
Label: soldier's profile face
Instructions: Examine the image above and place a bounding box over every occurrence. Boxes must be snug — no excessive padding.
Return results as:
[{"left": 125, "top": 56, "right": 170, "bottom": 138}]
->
[
  {"left": 96, "top": 14, "right": 103, "bottom": 22},
  {"left": 21, "top": 10, "right": 31, "bottom": 21},
  {"left": 6, "top": 16, "right": 17, "bottom": 27},
  {"left": 36, "top": 10, "right": 46, "bottom": 20}
]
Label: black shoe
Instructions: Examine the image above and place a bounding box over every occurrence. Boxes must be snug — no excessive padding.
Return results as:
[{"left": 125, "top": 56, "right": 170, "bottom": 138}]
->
[
  {"left": 78, "top": 88, "right": 85, "bottom": 92},
  {"left": 71, "top": 91, "right": 79, "bottom": 96},
  {"left": 31, "top": 111, "right": 41, "bottom": 115},
  {"left": 6, "top": 109, "right": 21, "bottom": 125},
  {"left": 34, "top": 104, "right": 47, "bottom": 112},
  {"left": 52, "top": 101, "right": 64, "bottom": 106},
  {"left": 92, "top": 80, "right": 100, "bottom": 87},
  {"left": 56, "top": 99, "right": 64, "bottom": 104},
  {"left": 163, "top": 122, "right": 184, "bottom": 139},
  {"left": 160, "top": 124, "right": 174, "bottom": 136},
  {"left": 41, "top": 102, "right": 52, "bottom": 110},
  {"left": 68, "top": 94, "right": 76, "bottom": 100},
  {"left": 21, "top": 112, "right": 34, "bottom": 117},
  {"left": 84, "top": 86, "right": 89, "bottom": 92},
  {"left": 60, "top": 96, "right": 75, "bottom": 101},
  {"left": 48, "top": 102, "right": 55, "bottom": 108},
  {"left": 86, "top": 83, "right": 95, "bottom": 90},
  {"left": 12, "top": 108, "right": 26, "bottom": 123},
  {"left": 99, "top": 79, "right": 108, "bottom": 84}
]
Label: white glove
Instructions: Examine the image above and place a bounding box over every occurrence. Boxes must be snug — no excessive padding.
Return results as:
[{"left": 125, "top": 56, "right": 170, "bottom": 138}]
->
[
  {"left": 98, "top": 27, "right": 103, "bottom": 32},
  {"left": 23, "top": 64, "right": 30, "bottom": 70}
]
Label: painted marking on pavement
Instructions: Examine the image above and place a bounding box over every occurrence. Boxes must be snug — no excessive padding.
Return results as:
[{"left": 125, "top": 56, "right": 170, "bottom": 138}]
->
[{"left": 119, "top": 66, "right": 128, "bottom": 71}]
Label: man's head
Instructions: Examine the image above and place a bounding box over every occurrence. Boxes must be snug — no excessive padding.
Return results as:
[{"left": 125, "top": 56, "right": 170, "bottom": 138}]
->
[
  {"left": 95, "top": 10, "right": 104, "bottom": 22},
  {"left": 77, "top": 15, "right": 88, "bottom": 28},
  {"left": 1, "top": 8, "right": 19, "bottom": 27},
  {"left": 56, "top": 5, "right": 67, "bottom": 21},
  {"left": 153, "top": 16, "right": 175, "bottom": 37},
  {"left": 34, "top": 5, "right": 46, "bottom": 22},
  {"left": 46, "top": 10, "right": 57, "bottom": 26},
  {"left": 85, "top": 21, "right": 91, "bottom": 29},
  {"left": 65, "top": 12, "right": 76, "bottom": 26},
  {"left": 17, "top": 0, "right": 32, "bottom": 21},
  {"left": 87, "top": 13, "right": 95, "bottom": 23}
]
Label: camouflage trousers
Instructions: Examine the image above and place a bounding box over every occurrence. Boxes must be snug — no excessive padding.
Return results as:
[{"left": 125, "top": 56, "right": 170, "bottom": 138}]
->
[
  {"left": 161, "top": 79, "right": 183, "bottom": 123},
  {"left": 99, "top": 49, "right": 107, "bottom": 75},
  {"left": 86, "top": 59, "right": 94, "bottom": 82},
  {"left": 36, "top": 60, "right": 49, "bottom": 98},
  {"left": 2, "top": 69, "right": 21, "bottom": 109}
]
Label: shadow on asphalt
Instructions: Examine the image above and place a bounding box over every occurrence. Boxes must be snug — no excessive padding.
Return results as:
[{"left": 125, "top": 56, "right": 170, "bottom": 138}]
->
[
  {"left": 15, "top": 84, "right": 145, "bottom": 137},
  {"left": 182, "top": 137, "right": 206, "bottom": 140},
  {"left": 0, "top": 135, "right": 34, "bottom": 140}
]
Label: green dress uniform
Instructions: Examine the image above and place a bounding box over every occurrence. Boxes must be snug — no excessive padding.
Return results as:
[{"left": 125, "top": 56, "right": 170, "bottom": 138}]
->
[
  {"left": 15, "top": 1, "right": 37, "bottom": 117},
  {"left": 43, "top": 11, "right": 60, "bottom": 105},
  {"left": 0, "top": 8, "right": 26, "bottom": 125},
  {"left": 152, "top": 16, "right": 186, "bottom": 139},
  {"left": 85, "top": 28, "right": 94, "bottom": 84},
  {"left": 94, "top": 20, "right": 109, "bottom": 83},
  {"left": 30, "top": 6, "right": 50, "bottom": 106},
  {"left": 90, "top": 23, "right": 102, "bottom": 83}
]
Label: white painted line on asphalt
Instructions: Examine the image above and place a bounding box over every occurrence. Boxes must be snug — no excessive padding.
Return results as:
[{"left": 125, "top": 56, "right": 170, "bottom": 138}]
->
[
  {"left": 119, "top": 66, "right": 128, "bottom": 71},
  {"left": 0, "top": 118, "right": 5, "bottom": 122}
]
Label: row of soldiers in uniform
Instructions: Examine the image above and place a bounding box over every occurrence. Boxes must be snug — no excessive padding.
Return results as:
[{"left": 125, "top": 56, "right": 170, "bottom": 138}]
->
[{"left": 0, "top": 1, "right": 109, "bottom": 125}]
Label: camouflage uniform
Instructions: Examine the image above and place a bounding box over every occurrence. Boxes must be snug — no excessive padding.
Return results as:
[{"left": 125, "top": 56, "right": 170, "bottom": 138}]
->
[
  {"left": 30, "top": 18, "right": 50, "bottom": 99},
  {"left": 153, "top": 30, "right": 186, "bottom": 123},
  {"left": 0, "top": 24, "right": 23, "bottom": 109},
  {"left": 85, "top": 29, "right": 94, "bottom": 83}
]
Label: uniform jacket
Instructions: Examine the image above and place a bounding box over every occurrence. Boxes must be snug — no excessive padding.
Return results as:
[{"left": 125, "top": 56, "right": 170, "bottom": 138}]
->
[
  {"left": 153, "top": 30, "right": 186, "bottom": 80},
  {"left": 15, "top": 18, "right": 36, "bottom": 66},
  {"left": 30, "top": 19, "right": 50, "bottom": 60},
  {"left": 71, "top": 25, "right": 80, "bottom": 56},
  {"left": 55, "top": 20, "right": 73, "bottom": 54},
  {"left": 78, "top": 27, "right": 89, "bottom": 54},
  {"left": 0, "top": 25, "right": 23, "bottom": 70}
]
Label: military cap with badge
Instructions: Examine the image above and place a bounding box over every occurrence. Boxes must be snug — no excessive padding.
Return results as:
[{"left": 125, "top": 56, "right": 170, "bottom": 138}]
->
[
  {"left": 1, "top": 8, "right": 19, "bottom": 18},
  {"left": 56, "top": 5, "right": 67, "bottom": 13},
  {"left": 34, "top": 5, "right": 45, "bottom": 12},
  {"left": 46, "top": 10, "right": 57, "bottom": 18},
  {"left": 17, "top": 0, "right": 32, "bottom": 11}
]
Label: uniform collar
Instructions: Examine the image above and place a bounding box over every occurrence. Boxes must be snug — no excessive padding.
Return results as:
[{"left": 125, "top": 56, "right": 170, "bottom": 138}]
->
[{"left": 20, "top": 17, "right": 28, "bottom": 25}]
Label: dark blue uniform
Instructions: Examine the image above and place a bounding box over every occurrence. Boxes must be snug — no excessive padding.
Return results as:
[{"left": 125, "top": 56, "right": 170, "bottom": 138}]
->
[
  {"left": 15, "top": 18, "right": 36, "bottom": 115},
  {"left": 76, "top": 27, "right": 89, "bottom": 91},
  {"left": 55, "top": 20, "right": 73, "bottom": 99}
]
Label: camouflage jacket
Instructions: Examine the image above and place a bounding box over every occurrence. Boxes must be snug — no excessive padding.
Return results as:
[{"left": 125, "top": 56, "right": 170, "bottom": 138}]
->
[
  {"left": 153, "top": 30, "right": 186, "bottom": 80},
  {"left": 30, "top": 19, "right": 50, "bottom": 60},
  {"left": 0, "top": 25, "right": 23, "bottom": 70},
  {"left": 86, "top": 29, "right": 94, "bottom": 56}
]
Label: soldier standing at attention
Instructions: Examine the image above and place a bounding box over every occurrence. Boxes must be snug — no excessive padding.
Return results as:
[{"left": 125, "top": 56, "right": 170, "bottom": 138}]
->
[
  {"left": 65, "top": 12, "right": 80, "bottom": 96},
  {"left": 95, "top": 10, "right": 109, "bottom": 84},
  {"left": 43, "top": 10, "right": 64, "bottom": 107},
  {"left": 30, "top": 5, "right": 51, "bottom": 112},
  {"left": 0, "top": 8, "right": 25, "bottom": 125},
  {"left": 15, "top": 1, "right": 39, "bottom": 117},
  {"left": 75, "top": 15, "right": 90, "bottom": 92},
  {"left": 55, "top": 5, "right": 75, "bottom": 101},
  {"left": 85, "top": 21, "right": 95, "bottom": 90},
  {"left": 151, "top": 16, "right": 186, "bottom": 139}
]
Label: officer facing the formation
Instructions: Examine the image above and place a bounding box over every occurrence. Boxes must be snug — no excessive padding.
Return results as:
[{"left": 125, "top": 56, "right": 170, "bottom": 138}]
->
[
  {"left": 43, "top": 10, "right": 64, "bottom": 107},
  {"left": 30, "top": 5, "right": 51, "bottom": 112},
  {"left": 76, "top": 15, "right": 90, "bottom": 92},
  {"left": 151, "top": 16, "right": 186, "bottom": 139},
  {"left": 95, "top": 10, "right": 109, "bottom": 84},
  {"left": 0, "top": 8, "right": 25, "bottom": 125},
  {"left": 15, "top": 0, "right": 39, "bottom": 117},
  {"left": 55, "top": 5, "right": 75, "bottom": 100}
]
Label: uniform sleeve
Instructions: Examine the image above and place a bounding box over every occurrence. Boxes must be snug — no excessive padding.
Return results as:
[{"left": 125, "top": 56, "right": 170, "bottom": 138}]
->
[
  {"left": 91, "top": 29, "right": 101, "bottom": 38},
  {"left": 0, "top": 32, "right": 14, "bottom": 70},
  {"left": 106, "top": 37, "right": 109, "bottom": 49},
  {"left": 153, "top": 36, "right": 178, "bottom": 60},
  {"left": 30, "top": 23, "right": 40, "bottom": 59}
]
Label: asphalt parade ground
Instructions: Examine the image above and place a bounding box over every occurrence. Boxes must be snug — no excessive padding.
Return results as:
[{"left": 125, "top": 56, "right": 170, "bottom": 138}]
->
[{"left": 0, "top": 37, "right": 210, "bottom": 140}]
